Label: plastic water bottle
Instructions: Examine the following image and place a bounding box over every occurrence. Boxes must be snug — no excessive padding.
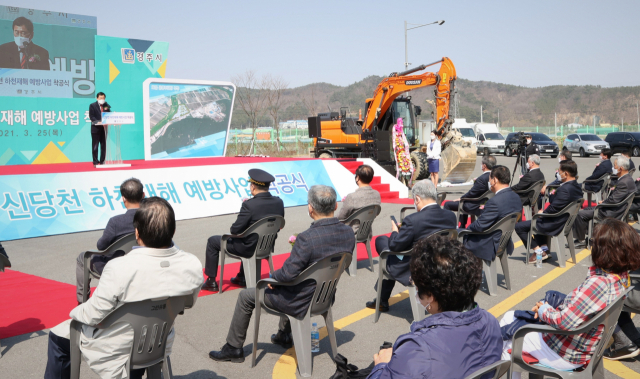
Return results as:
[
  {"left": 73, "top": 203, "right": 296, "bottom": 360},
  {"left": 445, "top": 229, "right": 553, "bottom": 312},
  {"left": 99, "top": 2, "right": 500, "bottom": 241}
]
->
[
  {"left": 535, "top": 248, "right": 543, "bottom": 268},
  {"left": 311, "top": 323, "right": 320, "bottom": 352}
]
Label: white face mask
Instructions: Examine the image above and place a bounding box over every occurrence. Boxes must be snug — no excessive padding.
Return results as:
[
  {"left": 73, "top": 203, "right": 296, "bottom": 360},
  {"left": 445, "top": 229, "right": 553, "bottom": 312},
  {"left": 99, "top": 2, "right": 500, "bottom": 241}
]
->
[
  {"left": 558, "top": 157, "right": 562, "bottom": 163},
  {"left": 98, "top": 99, "right": 105, "bottom": 105},
  {"left": 526, "top": 162, "right": 530, "bottom": 170},
  {"left": 613, "top": 167, "right": 619, "bottom": 175},
  {"left": 430, "top": 134, "right": 436, "bottom": 140},
  {"left": 527, "top": 139, "right": 532, "bottom": 145},
  {"left": 14, "top": 36, "right": 30, "bottom": 49},
  {"left": 556, "top": 171, "right": 561, "bottom": 181},
  {"left": 415, "top": 292, "right": 430, "bottom": 313}
]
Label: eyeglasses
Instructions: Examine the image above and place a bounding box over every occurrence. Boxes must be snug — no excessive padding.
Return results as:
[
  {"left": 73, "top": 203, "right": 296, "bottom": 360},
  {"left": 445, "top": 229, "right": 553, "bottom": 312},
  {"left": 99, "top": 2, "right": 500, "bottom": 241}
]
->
[{"left": 13, "top": 30, "right": 31, "bottom": 38}]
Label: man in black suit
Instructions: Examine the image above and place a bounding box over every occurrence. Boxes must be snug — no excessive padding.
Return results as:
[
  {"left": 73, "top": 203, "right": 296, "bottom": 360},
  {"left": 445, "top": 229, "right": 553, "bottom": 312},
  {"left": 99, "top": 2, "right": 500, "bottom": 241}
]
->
[
  {"left": 0, "top": 242, "right": 7, "bottom": 258},
  {"left": 539, "top": 150, "right": 572, "bottom": 209},
  {"left": 511, "top": 154, "right": 545, "bottom": 207},
  {"left": 515, "top": 160, "right": 583, "bottom": 263},
  {"left": 525, "top": 135, "right": 540, "bottom": 163},
  {"left": 75, "top": 178, "right": 144, "bottom": 303},
  {"left": 583, "top": 148, "right": 613, "bottom": 193},
  {"left": 88, "top": 92, "right": 112, "bottom": 166},
  {"left": 573, "top": 155, "right": 635, "bottom": 248},
  {"left": 365, "top": 179, "right": 457, "bottom": 312},
  {"left": 0, "top": 17, "right": 50, "bottom": 70},
  {"left": 202, "top": 169, "right": 285, "bottom": 292},
  {"left": 444, "top": 155, "right": 496, "bottom": 226},
  {"left": 209, "top": 185, "right": 355, "bottom": 362},
  {"left": 463, "top": 166, "right": 523, "bottom": 262},
  {"left": 611, "top": 149, "right": 635, "bottom": 187}
]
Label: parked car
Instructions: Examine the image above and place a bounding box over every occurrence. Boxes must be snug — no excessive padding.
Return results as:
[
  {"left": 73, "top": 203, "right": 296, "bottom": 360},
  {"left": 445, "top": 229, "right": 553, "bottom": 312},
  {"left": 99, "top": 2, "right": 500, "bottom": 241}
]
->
[
  {"left": 476, "top": 132, "right": 506, "bottom": 155},
  {"left": 604, "top": 132, "right": 640, "bottom": 156},
  {"left": 562, "top": 133, "right": 609, "bottom": 157},
  {"left": 504, "top": 132, "right": 559, "bottom": 158}
]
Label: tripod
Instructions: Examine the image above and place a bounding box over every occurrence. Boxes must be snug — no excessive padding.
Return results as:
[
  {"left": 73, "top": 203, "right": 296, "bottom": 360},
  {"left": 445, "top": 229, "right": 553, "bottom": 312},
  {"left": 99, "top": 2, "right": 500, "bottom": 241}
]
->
[{"left": 510, "top": 144, "right": 528, "bottom": 186}]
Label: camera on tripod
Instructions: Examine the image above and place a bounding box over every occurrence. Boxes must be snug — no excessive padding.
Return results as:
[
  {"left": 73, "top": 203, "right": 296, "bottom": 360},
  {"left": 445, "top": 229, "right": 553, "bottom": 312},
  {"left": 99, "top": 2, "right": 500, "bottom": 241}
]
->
[
  {"left": 510, "top": 132, "right": 533, "bottom": 184},
  {"left": 515, "top": 132, "right": 532, "bottom": 149}
]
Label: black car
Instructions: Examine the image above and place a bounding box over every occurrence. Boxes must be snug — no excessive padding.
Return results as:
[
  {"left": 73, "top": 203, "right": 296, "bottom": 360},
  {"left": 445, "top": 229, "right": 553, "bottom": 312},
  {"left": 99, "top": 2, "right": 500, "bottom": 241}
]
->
[
  {"left": 604, "top": 132, "right": 640, "bottom": 156},
  {"left": 504, "top": 132, "right": 559, "bottom": 158}
]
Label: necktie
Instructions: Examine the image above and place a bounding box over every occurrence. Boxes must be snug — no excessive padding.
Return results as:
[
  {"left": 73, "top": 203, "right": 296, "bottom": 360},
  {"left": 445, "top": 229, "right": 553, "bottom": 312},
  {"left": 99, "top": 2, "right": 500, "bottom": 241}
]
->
[{"left": 20, "top": 50, "right": 26, "bottom": 69}]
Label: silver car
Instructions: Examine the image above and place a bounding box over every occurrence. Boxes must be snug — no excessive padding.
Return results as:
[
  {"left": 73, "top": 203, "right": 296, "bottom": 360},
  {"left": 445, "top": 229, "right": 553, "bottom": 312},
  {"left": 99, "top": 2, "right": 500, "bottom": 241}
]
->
[{"left": 563, "top": 133, "right": 610, "bottom": 157}]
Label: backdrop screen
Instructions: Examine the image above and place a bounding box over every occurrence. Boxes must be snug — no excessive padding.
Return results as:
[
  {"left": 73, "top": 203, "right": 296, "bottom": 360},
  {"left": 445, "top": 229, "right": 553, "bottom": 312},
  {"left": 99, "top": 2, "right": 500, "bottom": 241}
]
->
[
  {"left": 144, "top": 79, "right": 235, "bottom": 159},
  {"left": 0, "top": 6, "right": 96, "bottom": 98}
]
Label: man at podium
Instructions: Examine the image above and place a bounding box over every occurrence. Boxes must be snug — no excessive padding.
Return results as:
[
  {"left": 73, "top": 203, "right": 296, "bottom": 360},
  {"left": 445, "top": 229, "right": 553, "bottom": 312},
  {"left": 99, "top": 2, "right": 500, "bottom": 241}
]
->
[{"left": 88, "top": 92, "right": 111, "bottom": 166}]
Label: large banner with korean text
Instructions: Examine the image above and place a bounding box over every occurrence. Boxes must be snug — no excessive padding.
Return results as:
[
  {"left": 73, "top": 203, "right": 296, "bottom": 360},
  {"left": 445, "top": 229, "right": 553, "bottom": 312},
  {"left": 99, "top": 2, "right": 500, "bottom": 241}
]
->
[{"left": 0, "top": 160, "right": 357, "bottom": 241}]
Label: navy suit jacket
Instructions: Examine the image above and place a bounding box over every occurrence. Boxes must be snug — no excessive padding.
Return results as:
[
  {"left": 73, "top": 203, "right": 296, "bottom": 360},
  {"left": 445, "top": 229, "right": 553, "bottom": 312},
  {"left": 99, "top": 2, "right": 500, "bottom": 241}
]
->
[
  {"left": 0, "top": 41, "right": 50, "bottom": 70},
  {"left": 97, "top": 208, "right": 137, "bottom": 250},
  {"left": 228, "top": 192, "right": 285, "bottom": 257},
  {"left": 583, "top": 160, "right": 613, "bottom": 192},
  {"left": 460, "top": 171, "right": 491, "bottom": 214},
  {"left": 388, "top": 204, "right": 458, "bottom": 252},
  {"left": 267, "top": 217, "right": 355, "bottom": 319},
  {"left": 536, "top": 180, "right": 583, "bottom": 237},
  {"left": 89, "top": 101, "right": 112, "bottom": 133},
  {"left": 465, "top": 188, "right": 522, "bottom": 261}
]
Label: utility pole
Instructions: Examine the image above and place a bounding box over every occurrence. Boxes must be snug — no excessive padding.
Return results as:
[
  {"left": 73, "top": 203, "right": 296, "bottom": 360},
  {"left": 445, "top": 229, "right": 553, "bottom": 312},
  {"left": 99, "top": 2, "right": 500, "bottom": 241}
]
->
[
  {"left": 555, "top": 112, "right": 557, "bottom": 137},
  {"left": 480, "top": 105, "right": 483, "bottom": 123},
  {"left": 622, "top": 117, "right": 624, "bottom": 132},
  {"left": 637, "top": 102, "right": 639, "bottom": 129},
  {"left": 404, "top": 20, "right": 445, "bottom": 69},
  {"left": 498, "top": 109, "right": 500, "bottom": 128}
]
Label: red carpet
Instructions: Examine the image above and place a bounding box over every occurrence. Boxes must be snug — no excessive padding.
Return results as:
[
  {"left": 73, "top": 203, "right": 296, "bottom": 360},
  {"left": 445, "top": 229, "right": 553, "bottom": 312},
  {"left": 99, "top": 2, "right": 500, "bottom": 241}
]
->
[
  {"left": 0, "top": 156, "right": 315, "bottom": 176},
  {"left": 0, "top": 234, "right": 389, "bottom": 340}
]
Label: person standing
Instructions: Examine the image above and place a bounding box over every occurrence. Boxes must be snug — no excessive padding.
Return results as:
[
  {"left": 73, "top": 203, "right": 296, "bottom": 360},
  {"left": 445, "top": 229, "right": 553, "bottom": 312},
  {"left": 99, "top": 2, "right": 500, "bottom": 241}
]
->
[
  {"left": 426, "top": 131, "right": 441, "bottom": 185},
  {"left": 88, "top": 92, "right": 111, "bottom": 166}
]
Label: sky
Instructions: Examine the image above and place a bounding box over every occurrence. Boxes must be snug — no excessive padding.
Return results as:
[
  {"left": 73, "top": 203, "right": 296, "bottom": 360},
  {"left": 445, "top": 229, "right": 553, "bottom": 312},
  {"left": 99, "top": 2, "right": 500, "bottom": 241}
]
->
[{"left": 12, "top": 0, "right": 640, "bottom": 88}]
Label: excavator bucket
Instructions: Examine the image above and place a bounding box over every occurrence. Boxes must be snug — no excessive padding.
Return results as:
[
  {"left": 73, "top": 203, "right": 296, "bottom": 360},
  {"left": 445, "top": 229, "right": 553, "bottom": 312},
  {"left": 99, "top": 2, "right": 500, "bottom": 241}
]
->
[{"left": 441, "top": 140, "right": 477, "bottom": 184}]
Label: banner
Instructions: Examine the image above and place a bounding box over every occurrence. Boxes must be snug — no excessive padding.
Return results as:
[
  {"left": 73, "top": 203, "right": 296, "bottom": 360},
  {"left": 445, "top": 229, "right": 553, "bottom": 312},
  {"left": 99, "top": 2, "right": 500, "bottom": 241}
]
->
[
  {"left": 143, "top": 79, "right": 235, "bottom": 160},
  {"left": 0, "top": 6, "right": 97, "bottom": 98},
  {"left": 94, "top": 36, "right": 169, "bottom": 161},
  {"left": 0, "top": 160, "right": 356, "bottom": 241}
]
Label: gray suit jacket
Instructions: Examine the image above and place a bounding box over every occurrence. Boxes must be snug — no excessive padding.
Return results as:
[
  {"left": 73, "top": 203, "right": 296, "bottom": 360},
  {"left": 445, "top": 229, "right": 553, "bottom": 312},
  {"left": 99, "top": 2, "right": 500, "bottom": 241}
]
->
[
  {"left": 97, "top": 208, "right": 137, "bottom": 250},
  {"left": 600, "top": 173, "right": 634, "bottom": 220},
  {"left": 336, "top": 186, "right": 382, "bottom": 233}
]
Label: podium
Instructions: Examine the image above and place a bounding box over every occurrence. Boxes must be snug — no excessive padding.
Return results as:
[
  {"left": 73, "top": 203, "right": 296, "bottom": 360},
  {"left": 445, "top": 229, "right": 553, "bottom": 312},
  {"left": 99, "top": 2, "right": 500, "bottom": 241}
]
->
[{"left": 96, "top": 112, "right": 135, "bottom": 169}]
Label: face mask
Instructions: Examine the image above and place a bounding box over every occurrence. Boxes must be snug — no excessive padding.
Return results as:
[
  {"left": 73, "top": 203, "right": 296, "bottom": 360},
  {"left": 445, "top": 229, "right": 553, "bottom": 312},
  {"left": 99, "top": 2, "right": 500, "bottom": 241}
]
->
[
  {"left": 488, "top": 179, "right": 494, "bottom": 193},
  {"left": 526, "top": 162, "right": 530, "bottom": 170},
  {"left": 559, "top": 172, "right": 568, "bottom": 182},
  {"left": 415, "top": 292, "right": 430, "bottom": 312},
  {"left": 14, "top": 36, "right": 30, "bottom": 49},
  {"left": 430, "top": 134, "right": 436, "bottom": 140},
  {"left": 527, "top": 139, "right": 532, "bottom": 145},
  {"left": 98, "top": 99, "right": 105, "bottom": 105},
  {"left": 556, "top": 171, "right": 561, "bottom": 181},
  {"left": 613, "top": 167, "right": 618, "bottom": 175},
  {"left": 558, "top": 157, "right": 562, "bottom": 163}
]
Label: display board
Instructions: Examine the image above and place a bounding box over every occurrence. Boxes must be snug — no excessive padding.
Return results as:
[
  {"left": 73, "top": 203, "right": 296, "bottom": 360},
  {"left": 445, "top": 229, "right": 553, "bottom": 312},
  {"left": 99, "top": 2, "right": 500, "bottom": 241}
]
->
[
  {"left": 0, "top": 6, "right": 97, "bottom": 98},
  {"left": 143, "top": 78, "right": 235, "bottom": 160}
]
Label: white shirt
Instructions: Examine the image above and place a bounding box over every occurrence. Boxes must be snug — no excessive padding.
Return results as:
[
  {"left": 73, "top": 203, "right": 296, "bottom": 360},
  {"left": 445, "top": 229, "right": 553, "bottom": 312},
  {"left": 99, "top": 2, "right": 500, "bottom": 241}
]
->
[
  {"left": 426, "top": 139, "right": 442, "bottom": 160},
  {"left": 51, "top": 246, "right": 203, "bottom": 379}
]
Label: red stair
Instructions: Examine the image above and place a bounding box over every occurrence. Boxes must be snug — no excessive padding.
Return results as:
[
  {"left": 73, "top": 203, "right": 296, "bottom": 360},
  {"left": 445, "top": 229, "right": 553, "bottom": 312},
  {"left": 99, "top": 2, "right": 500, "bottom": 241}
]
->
[{"left": 338, "top": 160, "right": 401, "bottom": 201}]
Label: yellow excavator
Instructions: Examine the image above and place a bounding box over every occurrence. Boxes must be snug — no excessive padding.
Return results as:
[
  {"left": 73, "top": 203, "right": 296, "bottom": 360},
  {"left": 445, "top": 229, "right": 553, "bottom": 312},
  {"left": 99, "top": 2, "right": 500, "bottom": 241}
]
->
[{"left": 308, "top": 57, "right": 476, "bottom": 184}]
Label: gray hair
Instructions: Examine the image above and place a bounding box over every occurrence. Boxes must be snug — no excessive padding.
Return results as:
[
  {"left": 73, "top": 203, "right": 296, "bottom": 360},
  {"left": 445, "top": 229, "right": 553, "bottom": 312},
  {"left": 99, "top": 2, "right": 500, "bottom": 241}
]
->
[
  {"left": 482, "top": 155, "right": 497, "bottom": 170},
  {"left": 528, "top": 154, "right": 540, "bottom": 166},
  {"left": 308, "top": 185, "right": 337, "bottom": 215},
  {"left": 615, "top": 155, "right": 630, "bottom": 171},
  {"left": 412, "top": 179, "right": 437, "bottom": 202}
]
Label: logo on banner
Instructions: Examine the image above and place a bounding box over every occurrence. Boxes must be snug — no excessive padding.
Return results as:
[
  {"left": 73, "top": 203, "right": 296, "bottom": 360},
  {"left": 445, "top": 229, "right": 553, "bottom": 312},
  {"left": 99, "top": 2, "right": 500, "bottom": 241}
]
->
[{"left": 121, "top": 48, "right": 135, "bottom": 64}]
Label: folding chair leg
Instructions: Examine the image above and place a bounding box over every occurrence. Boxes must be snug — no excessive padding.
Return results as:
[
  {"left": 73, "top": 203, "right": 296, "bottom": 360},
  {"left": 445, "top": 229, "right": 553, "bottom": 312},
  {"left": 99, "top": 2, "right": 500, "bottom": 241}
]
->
[
  {"left": 499, "top": 252, "right": 511, "bottom": 290},
  {"left": 268, "top": 255, "right": 275, "bottom": 275},
  {"left": 348, "top": 243, "right": 357, "bottom": 277},
  {"left": 566, "top": 230, "right": 577, "bottom": 263},
  {"left": 69, "top": 321, "right": 82, "bottom": 379},
  {"left": 587, "top": 219, "right": 593, "bottom": 249},
  {"left": 251, "top": 300, "right": 262, "bottom": 367},
  {"left": 408, "top": 285, "right": 425, "bottom": 322},
  {"left": 290, "top": 317, "right": 313, "bottom": 377},
  {"left": 218, "top": 252, "right": 226, "bottom": 294},
  {"left": 242, "top": 258, "right": 259, "bottom": 289},
  {"left": 365, "top": 239, "right": 374, "bottom": 272},
  {"left": 526, "top": 230, "right": 533, "bottom": 265},
  {"left": 374, "top": 267, "right": 384, "bottom": 323},
  {"left": 483, "top": 259, "right": 498, "bottom": 296},
  {"left": 146, "top": 362, "right": 162, "bottom": 379},
  {"left": 554, "top": 235, "right": 566, "bottom": 268},
  {"left": 593, "top": 356, "right": 606, "bottom": 379},
  {"left": 163, "top": 356, "right": 173, "bottom": 379},
  {"left": 83, "top": 254, "right": 91, "bottom": 303},
  {"left": 322, "top": 308, "right": 338, "bottom": 359}
]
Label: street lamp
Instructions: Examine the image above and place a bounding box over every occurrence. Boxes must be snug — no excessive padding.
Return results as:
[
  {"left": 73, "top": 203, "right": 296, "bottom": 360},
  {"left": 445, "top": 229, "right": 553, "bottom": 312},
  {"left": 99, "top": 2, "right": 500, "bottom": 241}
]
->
[{"left": 405, "top": 20, "right": 445, "bottom": 69}]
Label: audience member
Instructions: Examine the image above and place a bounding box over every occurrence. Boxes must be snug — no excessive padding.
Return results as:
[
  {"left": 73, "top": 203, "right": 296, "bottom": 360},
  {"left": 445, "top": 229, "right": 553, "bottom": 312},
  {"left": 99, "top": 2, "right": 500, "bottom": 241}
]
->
[
  {"left": 336, "top": 164, "right": 381, "bottom": 232},
  {"left": 0, "top": 241, "right": 7, "bottom": 258},
  {"left": 572, "top": 155, "right": 635, "bottom": 248},
  {"left": 444, "top": 155, "right": 496, "bottom": 226},
  {"left": 500, "top": 218, "right": 639, "bottom": 374},
  {"left": 202, "top": 169, "right": 284, "bottom": 291},
  {"left": 365, "top": 179, "right": 457, "bottom": 312},
  {"left": 514, "top": 160, "right": 583, "bottom": 263},
  {"left": 583, "top": 148, "right": 613, "bottom": 193},
  {"left": 208, "top": 185, "right": 355, "bottom": 362},
  {"left": 604, "top": 221, "right": 640, "bottom": 360},
  {"left": 44, "top": 197, "right": 204, "bottom": 379},
  {"left": 463, "top": 166, "right": 522, "bottom": 262},
  {"left": 539, "top": 150, "right": 572, "bottom": 207},
  {"left": 511, "top": 154, "right": 545, "bottom": 207},
  {"left": 610, "top": 149, "right": 636, "bottom": 187},
  {"left": 366, "top": 237, "right": 502, "bottom": 379},
  {"left": 524, "top": 134, "right": 540, "bottom": 164},
  {"left": 75, "top": 178, "right": 144, "bottom": 303}
]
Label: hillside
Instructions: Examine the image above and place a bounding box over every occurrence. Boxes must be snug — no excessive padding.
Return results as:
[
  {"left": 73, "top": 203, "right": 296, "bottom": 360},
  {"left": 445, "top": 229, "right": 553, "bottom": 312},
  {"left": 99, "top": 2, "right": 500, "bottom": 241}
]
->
[{"left": 230, "top": 75, "right": 640, "bottom": 129}]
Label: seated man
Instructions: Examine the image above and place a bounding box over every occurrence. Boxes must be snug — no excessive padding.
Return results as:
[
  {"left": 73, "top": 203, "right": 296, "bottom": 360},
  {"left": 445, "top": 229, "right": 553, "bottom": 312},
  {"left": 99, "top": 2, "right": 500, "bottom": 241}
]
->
[
  {"left": 514, "top": 160, "right": 583, "bottom": 263},
  {"left": 572, "top": 155, "right": 635, "bottom": 248},
  {"left": 209, "top": 185, "right": 355, "bottom": 361},
  {"left": 45, "top": 197, "right": 204, "bottom": 379},
  {"left": 336, "top": 164, "right": 381, "bottom": 232},
  {"left": 202, "top": 169, "right": 284, "bottom": 291},
  {"left": 583, "top": 148, "right": 613, "bottom": 193},
  {"left": 611, "top": 148, "right": 635, "bottom": 186},
  {"left": 75, "top": 178, "right": 144, "bottom": 303},
  {"left": 463, "top": 166, "right": 523, "bottom": 262},
  {"left": 511, "top": 154, "right": 545, "bottom": 207},
  {"left": 539, "top": 150, "right": 572, "bottom": 208},
  {"left": 444, "top": 155, "right": 495, "bottom": 226},
  {"left": 365, "top": 179, "right": 457, "bottom": 312}
]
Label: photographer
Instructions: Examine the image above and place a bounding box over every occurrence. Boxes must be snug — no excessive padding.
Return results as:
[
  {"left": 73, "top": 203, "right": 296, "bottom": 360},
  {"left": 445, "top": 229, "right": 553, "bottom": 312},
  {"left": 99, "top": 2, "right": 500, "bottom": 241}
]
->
[{"left": 524, "top": 134, "right": 540, "bottom": 168}]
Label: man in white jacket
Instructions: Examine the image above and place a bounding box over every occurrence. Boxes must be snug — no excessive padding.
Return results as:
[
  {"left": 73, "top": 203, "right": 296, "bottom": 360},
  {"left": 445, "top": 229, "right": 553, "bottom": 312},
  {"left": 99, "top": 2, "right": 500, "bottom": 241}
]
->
[{"left": 44, "top": 197, "right": 204, "bottom": 379}]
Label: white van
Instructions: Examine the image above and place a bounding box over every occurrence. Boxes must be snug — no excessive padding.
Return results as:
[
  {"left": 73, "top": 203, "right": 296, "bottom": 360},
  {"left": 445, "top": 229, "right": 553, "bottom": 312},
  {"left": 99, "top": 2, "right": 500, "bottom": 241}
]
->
[
  {"left": 452, "top": 118, "right": 477, "bottom": 146},
  {"left": 474, "top": 123, "right": 505, "bottom": 155}
]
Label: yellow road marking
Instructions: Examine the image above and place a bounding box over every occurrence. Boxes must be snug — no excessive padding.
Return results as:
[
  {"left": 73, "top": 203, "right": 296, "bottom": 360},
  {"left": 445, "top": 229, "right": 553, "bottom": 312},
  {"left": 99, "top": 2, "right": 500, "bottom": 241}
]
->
[{"left": 604, "top": 360, "right": 640, "bottom": 378}]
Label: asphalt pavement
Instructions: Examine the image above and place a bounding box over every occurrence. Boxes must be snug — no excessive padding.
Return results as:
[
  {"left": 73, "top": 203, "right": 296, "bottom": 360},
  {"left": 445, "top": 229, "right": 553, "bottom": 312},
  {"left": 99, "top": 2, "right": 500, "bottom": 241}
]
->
[{"left": 1, "top": 154, "right": 638, "bottom": 378}]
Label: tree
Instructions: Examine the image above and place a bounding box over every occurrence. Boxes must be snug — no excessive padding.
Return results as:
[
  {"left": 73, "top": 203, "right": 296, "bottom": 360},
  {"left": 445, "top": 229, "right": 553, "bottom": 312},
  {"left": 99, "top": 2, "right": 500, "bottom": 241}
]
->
[
  {"left": 232, "top": 70, "right": 268, "bottom": 155},
  {"left": 265, "top": 74, "right": 289, "bottom": 151}
]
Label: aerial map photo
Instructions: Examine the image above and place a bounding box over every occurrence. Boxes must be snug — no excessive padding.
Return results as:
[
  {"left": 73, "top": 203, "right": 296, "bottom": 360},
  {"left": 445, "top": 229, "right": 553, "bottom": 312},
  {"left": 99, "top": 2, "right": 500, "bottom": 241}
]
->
[{"left": 147, "top": 83, "right": 235, "bottom": 158}]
